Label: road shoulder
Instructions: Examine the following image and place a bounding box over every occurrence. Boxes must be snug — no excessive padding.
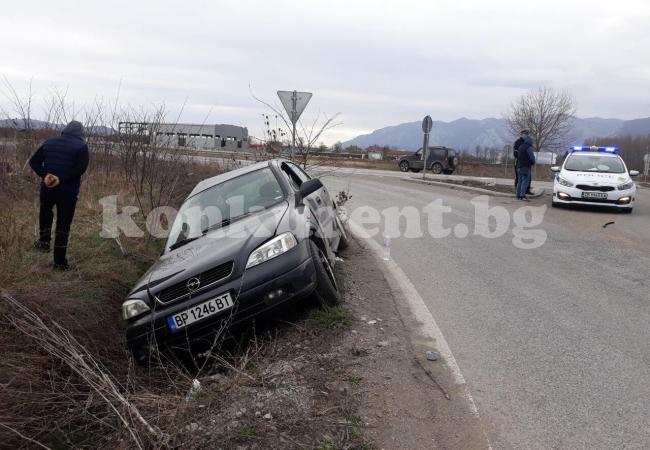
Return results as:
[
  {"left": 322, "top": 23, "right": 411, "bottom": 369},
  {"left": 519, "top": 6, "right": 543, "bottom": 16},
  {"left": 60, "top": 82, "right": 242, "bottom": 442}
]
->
[{"left": 347, "top": 222, "right": 493, "bottom": 449}]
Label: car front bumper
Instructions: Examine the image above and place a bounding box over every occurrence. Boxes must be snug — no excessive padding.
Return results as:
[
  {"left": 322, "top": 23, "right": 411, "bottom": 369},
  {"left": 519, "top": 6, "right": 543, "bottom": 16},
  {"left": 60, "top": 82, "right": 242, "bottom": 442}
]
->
[
  {"left": 553, "top": 185, "right": 636, "bottom": 208},
  {"left": 125, "top": 240, "right": 317, "bottom": 358}
]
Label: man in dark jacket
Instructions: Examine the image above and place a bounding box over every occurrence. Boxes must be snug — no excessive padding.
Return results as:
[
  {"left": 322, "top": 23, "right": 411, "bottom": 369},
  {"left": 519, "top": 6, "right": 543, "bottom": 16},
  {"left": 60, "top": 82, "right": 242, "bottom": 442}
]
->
[
  {"left": 516, "top": 130, "right": 535, "bottom": 201},
  {"left": 513, "top": 136, "right": 524, "bottom": 189},
  {"left": 29, "top": 121, "right": 89, "bottom": 270}
]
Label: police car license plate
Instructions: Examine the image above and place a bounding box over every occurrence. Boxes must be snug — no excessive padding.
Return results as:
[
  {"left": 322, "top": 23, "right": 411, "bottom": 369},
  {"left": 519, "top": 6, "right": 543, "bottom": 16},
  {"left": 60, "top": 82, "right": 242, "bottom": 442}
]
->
[
  {"left": 167, "top": 292, "right": 233, "bottom": 332},
  {"left": 581, "top": 192, "right": 607, "bottom": 199}
]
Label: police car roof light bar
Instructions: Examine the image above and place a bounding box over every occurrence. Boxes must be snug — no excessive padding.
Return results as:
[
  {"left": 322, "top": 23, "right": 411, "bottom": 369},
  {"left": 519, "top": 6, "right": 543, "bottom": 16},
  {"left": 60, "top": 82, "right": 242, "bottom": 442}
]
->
[{"left": 570, "top": 146, "right": 620, "bottom": 153}]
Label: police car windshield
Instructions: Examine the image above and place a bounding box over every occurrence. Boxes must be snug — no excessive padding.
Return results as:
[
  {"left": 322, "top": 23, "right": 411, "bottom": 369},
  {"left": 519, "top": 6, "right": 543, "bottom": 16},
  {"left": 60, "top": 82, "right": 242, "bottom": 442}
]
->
[{"left": 564, "top": 154, "right": 625, "bottom": 174}]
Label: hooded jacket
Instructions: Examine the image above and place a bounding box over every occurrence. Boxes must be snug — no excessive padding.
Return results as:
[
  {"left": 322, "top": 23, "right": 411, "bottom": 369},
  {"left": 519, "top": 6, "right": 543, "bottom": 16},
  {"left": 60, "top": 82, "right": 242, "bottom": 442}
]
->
[
  {"left": 516, "top": 136, "right": 535, "bottom": 170},
  {"left": 29, "top": 121, "right": 89, "bottom": 195}
]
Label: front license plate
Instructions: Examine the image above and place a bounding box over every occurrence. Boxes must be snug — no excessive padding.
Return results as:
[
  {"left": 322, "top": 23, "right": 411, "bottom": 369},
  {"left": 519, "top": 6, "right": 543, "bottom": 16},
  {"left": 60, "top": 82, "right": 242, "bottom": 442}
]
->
[
  {"left": 581, "top": 192, "right": 608, "bottom": 199},
  {"left": 167, "top": 292, "right": 233, "bottom": 332}
]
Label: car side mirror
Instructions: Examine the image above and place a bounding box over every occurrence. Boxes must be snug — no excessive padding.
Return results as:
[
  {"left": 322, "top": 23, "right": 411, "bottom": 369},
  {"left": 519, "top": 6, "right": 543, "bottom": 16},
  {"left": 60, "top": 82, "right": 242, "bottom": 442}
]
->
[
  {"left": 299, "top": 178, "right": 323, "bottom": 198},
  {"left": 629, "top": 170, "right": 640, "bottom": 177},
  {"left": 550, "top": 166, "right": 561, "bottom": 173}
]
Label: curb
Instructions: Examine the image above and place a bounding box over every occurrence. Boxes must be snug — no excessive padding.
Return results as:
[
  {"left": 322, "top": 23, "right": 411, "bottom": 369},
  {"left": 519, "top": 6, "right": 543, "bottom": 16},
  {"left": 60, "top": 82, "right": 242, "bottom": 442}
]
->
[{"left": 402, "top": 177, "right": 546, "bottom": 198}]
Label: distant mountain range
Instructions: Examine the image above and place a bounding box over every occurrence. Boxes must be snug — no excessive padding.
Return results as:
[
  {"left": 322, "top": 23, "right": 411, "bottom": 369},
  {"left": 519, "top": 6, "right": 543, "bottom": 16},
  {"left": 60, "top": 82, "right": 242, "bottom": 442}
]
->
[
  {"left": 343, "top": 117, "right": 650, "bottom": 152},
  {"left": 0, "top": 118, "right": 114, "bottom": 135}
]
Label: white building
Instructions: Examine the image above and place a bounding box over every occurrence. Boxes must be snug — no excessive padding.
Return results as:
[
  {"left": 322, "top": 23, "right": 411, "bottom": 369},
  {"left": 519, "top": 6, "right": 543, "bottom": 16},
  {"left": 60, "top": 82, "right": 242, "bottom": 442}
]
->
[{"left": 119, "top": 122, "right": 249, "bottom": 151}]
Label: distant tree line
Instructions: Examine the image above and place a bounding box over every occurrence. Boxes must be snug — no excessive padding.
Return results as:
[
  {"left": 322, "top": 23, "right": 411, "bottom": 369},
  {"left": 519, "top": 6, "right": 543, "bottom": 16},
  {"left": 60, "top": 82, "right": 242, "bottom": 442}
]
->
[{"left": 586, "top": 135, "right": 649, "bottom": 171}]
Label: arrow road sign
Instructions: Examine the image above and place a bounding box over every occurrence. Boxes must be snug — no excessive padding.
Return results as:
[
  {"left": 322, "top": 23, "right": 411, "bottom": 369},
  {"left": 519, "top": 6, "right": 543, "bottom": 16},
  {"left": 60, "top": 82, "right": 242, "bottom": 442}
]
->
[{"left": 277, "top": 90, "right": 312, "bottom": 125}]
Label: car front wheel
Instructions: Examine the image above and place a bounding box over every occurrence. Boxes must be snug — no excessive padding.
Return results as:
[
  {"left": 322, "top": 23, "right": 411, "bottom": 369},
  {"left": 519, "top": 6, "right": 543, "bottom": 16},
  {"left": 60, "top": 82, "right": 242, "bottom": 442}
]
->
[
  {"left": 309, "top": 240, "right": 339, "bottom": 307},
  {"left": 399, "top": 161, "right": 410, "bottom": 172}
]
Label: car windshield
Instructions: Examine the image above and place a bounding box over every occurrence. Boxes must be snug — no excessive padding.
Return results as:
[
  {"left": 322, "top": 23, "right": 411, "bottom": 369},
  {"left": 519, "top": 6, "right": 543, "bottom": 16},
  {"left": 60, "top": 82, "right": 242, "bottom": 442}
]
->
[
  {"left": 166, "top": 168, "right": 285, "bottom": 250},
  {"left": 564, "top": 154, "right": 625, "bottom": 174}
]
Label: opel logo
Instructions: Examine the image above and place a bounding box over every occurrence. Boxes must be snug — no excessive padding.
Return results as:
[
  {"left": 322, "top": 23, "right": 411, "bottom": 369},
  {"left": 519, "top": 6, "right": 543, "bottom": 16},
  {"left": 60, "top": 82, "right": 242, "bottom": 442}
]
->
[{"left": 187, "top": 277, "right": 201, "bottom": 292}]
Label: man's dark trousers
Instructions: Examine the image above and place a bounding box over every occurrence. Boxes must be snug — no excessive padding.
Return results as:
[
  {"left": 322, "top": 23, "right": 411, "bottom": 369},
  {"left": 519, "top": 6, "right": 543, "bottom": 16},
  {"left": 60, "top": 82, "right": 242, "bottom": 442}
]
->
[{"left": 38, "top": 187, "right": 78, "bottom": 265}]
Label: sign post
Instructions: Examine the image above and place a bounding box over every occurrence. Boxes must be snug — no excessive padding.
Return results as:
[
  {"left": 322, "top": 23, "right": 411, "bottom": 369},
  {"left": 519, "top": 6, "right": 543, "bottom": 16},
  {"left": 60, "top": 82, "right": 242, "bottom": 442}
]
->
[
  {"left": 277, "top": 90, "right": 312, "bottom": 158},
  {"left": 421, "top": 115, "right": 433, "bottom": 180}
]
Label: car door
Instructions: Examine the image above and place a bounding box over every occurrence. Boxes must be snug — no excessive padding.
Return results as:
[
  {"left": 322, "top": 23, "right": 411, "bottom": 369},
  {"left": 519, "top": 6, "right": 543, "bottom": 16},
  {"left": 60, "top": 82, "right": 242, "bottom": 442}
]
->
[
  {"left": 412, "top": 149, "right": 424, "bottom": 169},
  {"left": 281, "top": 162, "right": 338, "bottom": 252}
]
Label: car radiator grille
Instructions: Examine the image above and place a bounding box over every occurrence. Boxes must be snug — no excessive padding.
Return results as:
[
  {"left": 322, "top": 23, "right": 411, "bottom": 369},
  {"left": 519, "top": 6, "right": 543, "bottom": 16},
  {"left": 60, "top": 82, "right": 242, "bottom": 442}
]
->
[
  {"left": 155, "top": 261, "right": 234, "bottom": 304},
  {"left": 576, "top": 185, "right": 615, "bottom": 192}
]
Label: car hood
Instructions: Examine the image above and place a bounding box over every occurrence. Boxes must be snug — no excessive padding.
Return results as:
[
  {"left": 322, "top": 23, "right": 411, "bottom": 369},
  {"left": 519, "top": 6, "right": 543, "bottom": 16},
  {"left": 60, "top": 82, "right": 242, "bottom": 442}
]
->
[
  {"left": 129, "top": 201, "right": 289, "bottom": 299},
  {"left": 561, "top": 171, "right": 631, "bottom": 185}
]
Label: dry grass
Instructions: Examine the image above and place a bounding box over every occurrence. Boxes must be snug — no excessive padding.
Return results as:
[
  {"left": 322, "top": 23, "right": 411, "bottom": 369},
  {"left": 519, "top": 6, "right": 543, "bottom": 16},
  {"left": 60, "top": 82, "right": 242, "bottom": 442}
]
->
[
  {"left": 0, "top": 144, "right": 371, "bottom": 449},
  {"left": 0, "top": 147, "right": 223, "bottom": 449}
]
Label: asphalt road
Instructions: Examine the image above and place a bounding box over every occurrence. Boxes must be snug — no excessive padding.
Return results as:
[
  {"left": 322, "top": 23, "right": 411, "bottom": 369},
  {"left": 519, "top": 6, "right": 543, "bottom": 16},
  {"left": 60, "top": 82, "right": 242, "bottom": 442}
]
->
[{"left": 321, "top": 171, "right": 650, "bottom": 450}]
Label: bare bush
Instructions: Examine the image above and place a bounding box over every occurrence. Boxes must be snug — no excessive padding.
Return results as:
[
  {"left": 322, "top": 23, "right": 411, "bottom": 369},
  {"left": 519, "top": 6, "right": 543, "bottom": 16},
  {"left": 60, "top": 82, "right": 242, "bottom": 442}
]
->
[
  {"left": 249, "top": 86, "right": 342, "bottom": 170},
  {"left": 507, "top": 86, "right": 576, "bottom": 153},
  {"left": 114, "top": 107, "right": 192, "bottom": 231},
  {"left": 2, "top": 293, "right": 167, "bottom": 449}
]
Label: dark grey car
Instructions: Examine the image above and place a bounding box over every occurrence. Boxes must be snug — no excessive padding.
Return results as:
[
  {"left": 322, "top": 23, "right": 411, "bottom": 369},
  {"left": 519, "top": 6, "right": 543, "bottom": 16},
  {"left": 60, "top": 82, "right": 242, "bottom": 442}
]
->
[
  {"left": 122, "top": 159, "right": 349, "bottom": 364},
  {"left": 398, "top": 146, "right": 458, "bottom": 174}
]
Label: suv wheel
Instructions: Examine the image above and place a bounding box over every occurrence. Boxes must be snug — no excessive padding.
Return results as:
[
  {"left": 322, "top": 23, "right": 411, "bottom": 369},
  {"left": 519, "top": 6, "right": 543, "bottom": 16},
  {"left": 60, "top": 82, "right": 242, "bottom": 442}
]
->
[
  {"left": 431, "top": 163, "right": 443, "bottom": 174},
  {"left": 309, "top": 240, "right": 339, "bottom": 307},
  {"left": 399, "top": 161, "right": 410, "bottom": 172}
]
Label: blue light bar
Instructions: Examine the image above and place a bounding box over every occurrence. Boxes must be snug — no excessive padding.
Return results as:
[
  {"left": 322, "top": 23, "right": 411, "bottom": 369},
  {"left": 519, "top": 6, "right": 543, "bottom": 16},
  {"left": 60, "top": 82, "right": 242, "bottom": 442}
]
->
[{"left": 569, "top": 146, "right": 620, "bottom": 153}]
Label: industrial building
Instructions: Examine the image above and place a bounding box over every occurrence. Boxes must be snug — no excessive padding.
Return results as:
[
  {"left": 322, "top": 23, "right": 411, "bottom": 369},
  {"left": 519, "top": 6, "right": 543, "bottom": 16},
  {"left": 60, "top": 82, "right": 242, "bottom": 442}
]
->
[{"left": 118, "top": 122, "right": 249, "bottom": 151}]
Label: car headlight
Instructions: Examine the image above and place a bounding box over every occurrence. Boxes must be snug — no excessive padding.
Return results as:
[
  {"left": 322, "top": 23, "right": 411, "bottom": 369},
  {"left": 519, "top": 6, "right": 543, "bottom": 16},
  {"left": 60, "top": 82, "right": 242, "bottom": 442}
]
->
[
  {"left": 556, "top": 176, "right": 573, "bottom": 187},
  {"left": 122, "top": 299, "right": 151, "bottom": 320},
  {"left": 246, "top": 232, "right": 297, "bottom": 269},
  {"left": 617, "top": 181, "right": 634, "bottom": 190}
]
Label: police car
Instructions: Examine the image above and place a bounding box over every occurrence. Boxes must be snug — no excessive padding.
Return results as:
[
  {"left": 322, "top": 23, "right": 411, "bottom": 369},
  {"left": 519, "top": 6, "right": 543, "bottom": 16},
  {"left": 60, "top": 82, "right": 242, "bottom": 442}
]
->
[{"left": 551, "top": 146, "right": 640, "bottom": 213}]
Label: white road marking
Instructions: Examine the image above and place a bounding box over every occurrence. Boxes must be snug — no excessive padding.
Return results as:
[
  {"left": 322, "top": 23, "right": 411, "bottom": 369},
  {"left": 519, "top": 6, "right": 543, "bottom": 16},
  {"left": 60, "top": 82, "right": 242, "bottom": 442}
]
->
[{"left": 348, "top": 219, "right": 493, "bottom": 449}]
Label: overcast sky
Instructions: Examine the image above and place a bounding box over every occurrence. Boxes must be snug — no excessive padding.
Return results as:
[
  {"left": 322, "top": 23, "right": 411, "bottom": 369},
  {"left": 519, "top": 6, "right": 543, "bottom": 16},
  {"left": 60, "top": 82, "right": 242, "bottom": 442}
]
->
[{"left": 1, "top": 0, "right": 649, "bottom": 144}]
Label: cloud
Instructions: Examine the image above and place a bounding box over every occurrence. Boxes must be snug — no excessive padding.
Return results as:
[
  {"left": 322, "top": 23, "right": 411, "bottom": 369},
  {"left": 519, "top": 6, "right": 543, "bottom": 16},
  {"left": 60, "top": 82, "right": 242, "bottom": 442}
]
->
[{"left": 1, "top": 0, "right": 649, "bottom": 144}]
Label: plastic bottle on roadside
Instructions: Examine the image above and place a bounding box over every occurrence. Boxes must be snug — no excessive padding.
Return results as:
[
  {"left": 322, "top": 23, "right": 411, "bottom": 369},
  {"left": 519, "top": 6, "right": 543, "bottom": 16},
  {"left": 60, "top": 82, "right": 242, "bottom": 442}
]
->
[{"left": 382, "top": 235, "right": 391, "bottom": 261}]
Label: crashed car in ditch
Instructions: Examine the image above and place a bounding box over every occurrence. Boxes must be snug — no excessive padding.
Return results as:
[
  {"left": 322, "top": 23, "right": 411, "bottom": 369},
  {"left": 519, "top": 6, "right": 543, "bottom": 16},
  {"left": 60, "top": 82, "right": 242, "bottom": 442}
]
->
[{"left": 122, "top": 159, "right": 350, "bottom": 364}]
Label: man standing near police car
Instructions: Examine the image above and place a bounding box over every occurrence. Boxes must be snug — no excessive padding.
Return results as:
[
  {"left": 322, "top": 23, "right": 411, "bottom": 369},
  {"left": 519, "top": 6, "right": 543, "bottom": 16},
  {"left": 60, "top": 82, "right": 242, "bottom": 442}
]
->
[{"left": 516, "top": 130, "right": 535, "bottom": 201}]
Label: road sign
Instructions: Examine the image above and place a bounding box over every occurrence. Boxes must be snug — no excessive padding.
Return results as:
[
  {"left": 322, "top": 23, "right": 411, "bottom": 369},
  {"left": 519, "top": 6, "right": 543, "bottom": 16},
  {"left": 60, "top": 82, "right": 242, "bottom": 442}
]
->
[
  {"left": 421, "top": 115, "right": 432, "bottom": 180},
  {"left": 277, "top": 91, "right": 312, "bottom": 124},
  {"left": 277, "top": 90, "right": 313, "bottom": 158},
  {"left": 422, "top": 115, "right": 433, "bottom": 133}
]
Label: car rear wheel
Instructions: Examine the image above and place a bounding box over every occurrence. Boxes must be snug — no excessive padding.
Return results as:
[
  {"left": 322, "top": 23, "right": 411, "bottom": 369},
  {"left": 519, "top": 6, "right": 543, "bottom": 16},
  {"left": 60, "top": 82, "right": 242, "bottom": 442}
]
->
[
  {"left": 431, "top": 163, "right": 443, "bottom": 174},
  {"left": 399, "top": 161, "right": 410, "bottom": 172},
  {"left": 309, "top": 240, "right": 339, "bottom": 307}
]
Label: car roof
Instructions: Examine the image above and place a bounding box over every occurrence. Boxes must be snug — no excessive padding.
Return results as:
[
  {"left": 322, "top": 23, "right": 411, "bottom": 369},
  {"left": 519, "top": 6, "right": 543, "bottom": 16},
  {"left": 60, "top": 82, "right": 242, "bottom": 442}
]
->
[{"left": 187, "top": 159, "right": 276, "bottom": 199}]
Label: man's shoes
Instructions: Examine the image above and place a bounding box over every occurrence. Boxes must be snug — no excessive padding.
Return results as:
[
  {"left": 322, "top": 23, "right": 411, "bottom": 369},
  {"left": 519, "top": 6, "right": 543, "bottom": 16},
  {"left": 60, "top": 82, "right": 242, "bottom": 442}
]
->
[
  {"left": 521, "top": 197, "right": 531, "bottom": 202},
  {"left": 33, "top": 240, "right": 51, "bottom": 253},
  {"left": 53, "top": 260, "right": 70, "bottom": 271}
]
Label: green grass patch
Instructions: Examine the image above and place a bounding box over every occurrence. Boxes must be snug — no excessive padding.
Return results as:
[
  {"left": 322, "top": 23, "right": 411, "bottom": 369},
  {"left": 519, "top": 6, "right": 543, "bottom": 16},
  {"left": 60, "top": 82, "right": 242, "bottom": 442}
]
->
[
  {"left": 233, "top": 425, "right": 258, "bottom": 441},
  {"left": 345, "top": 374, "right": 363, "bottom": 385},
  {"left": 309, "top": 306, "right": 353, "bottom": 329}
]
